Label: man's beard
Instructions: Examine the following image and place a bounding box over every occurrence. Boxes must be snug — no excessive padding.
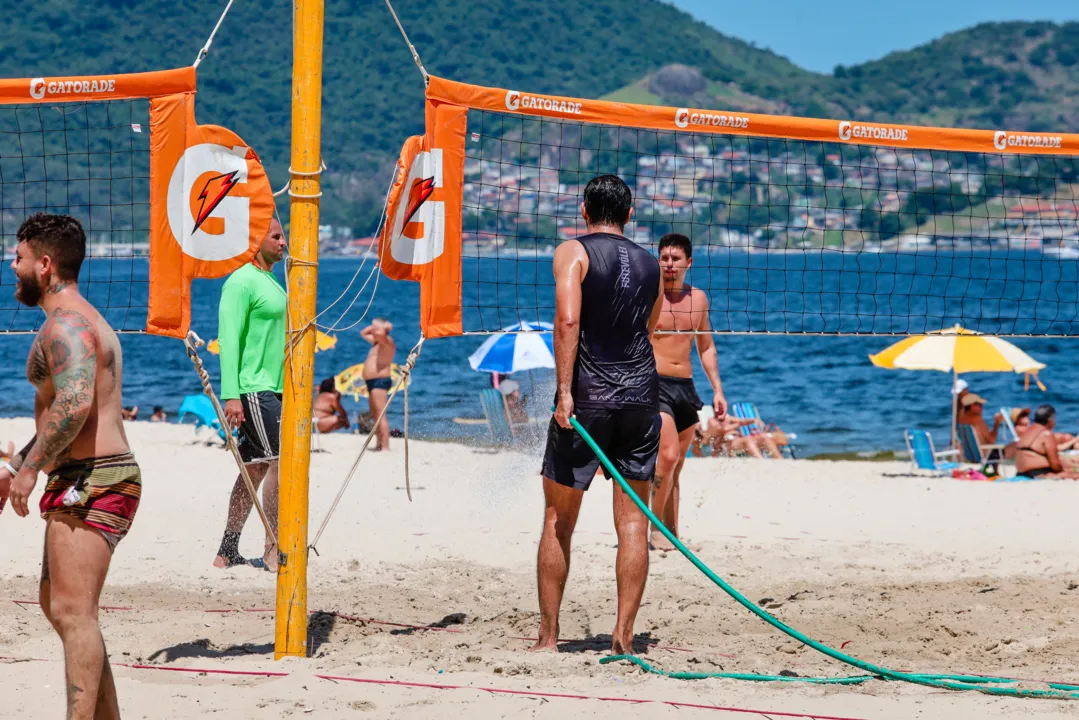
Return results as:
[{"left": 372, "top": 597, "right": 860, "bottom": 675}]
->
[{"left": 15, "top": 274, "right": 43, "bottom": 307}]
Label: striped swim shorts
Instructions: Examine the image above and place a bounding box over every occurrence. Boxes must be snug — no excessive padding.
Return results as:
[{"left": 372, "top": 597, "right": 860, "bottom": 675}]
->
[{"left": 39, "top": 452, "right": 142, "bottom": 551}]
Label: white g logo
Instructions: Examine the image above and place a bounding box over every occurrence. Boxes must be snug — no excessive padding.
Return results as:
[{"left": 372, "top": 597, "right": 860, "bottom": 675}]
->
[
  {"left": 165, "top": 143, "right": 252, "bottom": 262},
  {"left": 390, "top": 149, "right": 445, "bottom": 266},
  {"left": 675, "top": 108, "right": 689, "bottom": 129},
  {"left": 838, "top": 121, "right": 852, "bottom": 141},
  {"left": 993, "top": 131, "right": 1008, "bottom": 151},
  {"left": 505, "top": 91, "right": 520, "bottom": 111},
  {"left": 29, "top": 78, "right": 45, "bottom": 100}
]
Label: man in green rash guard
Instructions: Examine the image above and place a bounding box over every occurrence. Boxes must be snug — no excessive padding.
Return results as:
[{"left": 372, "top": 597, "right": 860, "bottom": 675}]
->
[{"left": 212, "top": 219, "right": 287, "bottom": 572}]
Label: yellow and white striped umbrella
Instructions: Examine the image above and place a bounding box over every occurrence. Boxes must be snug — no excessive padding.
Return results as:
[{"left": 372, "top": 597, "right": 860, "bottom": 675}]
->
[{"left": 869, "top": 325, "right": 1045, "bottom": 374}]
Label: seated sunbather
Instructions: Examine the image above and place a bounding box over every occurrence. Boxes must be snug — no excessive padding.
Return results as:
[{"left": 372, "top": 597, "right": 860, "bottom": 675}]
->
[
  {"left": 692, "top": 411, "right": 784, "bottom": 459},
  {"left": 1014, "top": 405, "right": 1079, "bottom": 479},
  {"left": 1005, "top": 407, "right": 1079, "bottom": 460},
  {"left": 313, "top": 378, "right": 350, "bottom": 433}
]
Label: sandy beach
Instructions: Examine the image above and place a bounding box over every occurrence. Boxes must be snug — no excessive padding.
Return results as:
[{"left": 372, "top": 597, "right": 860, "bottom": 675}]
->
[{"left": 3, "top": 416, "right": 1079, "bottom": 719}]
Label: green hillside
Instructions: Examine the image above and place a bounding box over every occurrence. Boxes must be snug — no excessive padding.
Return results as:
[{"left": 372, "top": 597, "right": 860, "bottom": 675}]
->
[{"left": 8, "top": 2, "right": 1079, "bottom": 230}]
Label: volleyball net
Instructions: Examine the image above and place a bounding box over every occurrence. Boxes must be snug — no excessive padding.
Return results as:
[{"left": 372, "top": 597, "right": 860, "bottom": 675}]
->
[
  {"left": 0, "top": 69, "right": 273, "bottom": 337},
  {"left": 381, "top": 76, "right": 1079, "bottom": 338}
]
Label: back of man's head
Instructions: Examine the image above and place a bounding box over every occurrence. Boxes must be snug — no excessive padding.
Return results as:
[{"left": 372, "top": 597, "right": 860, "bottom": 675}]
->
[
  {"left": 17, "top": 213, "right": 86, "bottom": 281},
  {"left": 319, "top": 377, "right": 337, "bottom": 394},
  {"left": 1034, "top": 404, "right": 1056, "bottom": 426},
  {"left": 583, "top": 175, "right": 632, "bottom": 229}
]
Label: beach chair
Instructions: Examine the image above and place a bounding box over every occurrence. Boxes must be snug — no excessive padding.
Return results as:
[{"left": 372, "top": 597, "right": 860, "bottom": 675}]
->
[
  {"left": 479, "top": 388, "right": 516, "bottom": 445},
  {"left": 904, "top": 430, "right": 960, "bottom": 474},
  {"left": 999, "top": 407, "right": 1020, "bottom": 445},
  {"left": 730, "top": 402, "right": 797, "bottom": 458},
  {"left": 178, "top": 394, "right": 227, "bottom": 442},
  {"left": 956, "top": 423, "right": 1005, "bottom": 465}
]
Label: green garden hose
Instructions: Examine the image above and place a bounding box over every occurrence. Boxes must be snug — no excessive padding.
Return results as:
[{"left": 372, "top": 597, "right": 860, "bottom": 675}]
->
[{"left": 566, "top": 414, "right": 1079, "bottom": 700}]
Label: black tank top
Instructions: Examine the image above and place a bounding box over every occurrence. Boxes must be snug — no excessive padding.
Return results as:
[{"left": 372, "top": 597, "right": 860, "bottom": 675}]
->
[{"left": 572, "top": 232, "right": 660, "bottom": 410}]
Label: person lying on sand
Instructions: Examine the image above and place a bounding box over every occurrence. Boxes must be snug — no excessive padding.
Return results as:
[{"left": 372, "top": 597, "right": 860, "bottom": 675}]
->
[
  {"left": 314, "top": 378, "right": 350, "bottom": 434},
  {"left": 1014, "top": 405, "right": 1079, "bottom": 479}
]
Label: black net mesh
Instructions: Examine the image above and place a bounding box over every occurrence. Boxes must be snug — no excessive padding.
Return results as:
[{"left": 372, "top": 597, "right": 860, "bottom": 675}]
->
[
  {"left": 0, "top": 99, "right": 150, "bottom": 333},
  {"left": 461, "top": 108, "right": 1079, "bottom": 336}
]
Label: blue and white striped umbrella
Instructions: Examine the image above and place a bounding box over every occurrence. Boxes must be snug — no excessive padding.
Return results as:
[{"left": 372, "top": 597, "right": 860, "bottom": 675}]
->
[{"left": 468, "top": 321, "right": 555, "bottom": 374}]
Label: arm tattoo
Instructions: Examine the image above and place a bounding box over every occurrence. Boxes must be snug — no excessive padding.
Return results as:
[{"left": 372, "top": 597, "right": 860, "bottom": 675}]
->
[{"left": 22, "top": 309, "right": 97, "bottom": 475}]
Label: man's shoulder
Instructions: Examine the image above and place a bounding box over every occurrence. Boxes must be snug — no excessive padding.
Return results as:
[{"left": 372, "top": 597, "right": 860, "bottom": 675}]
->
[{"left": 686, "top": 285, "right": 709, "bottom": 305}]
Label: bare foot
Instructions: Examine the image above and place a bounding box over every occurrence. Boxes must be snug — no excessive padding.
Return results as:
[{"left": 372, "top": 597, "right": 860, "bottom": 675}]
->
[
  {"left": 263, "top": 546, "right": 279, "bottom": 573},
  {"left": 610, "top": 636, "right": 634, "bottom": 655},
  {"left": 212, "top": 555, "right": 231, "bottom": 569},
  {"left": 529, "top": 636, "right": 560, "bottom": 652},
  {"left": 650, "top": 531, "right": 676, "bottom": 552}
]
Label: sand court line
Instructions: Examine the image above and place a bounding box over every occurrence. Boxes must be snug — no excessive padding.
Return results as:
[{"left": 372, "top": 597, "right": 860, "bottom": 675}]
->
[{"left": 0, "top": 654, "right": 871, "bottom": 719}]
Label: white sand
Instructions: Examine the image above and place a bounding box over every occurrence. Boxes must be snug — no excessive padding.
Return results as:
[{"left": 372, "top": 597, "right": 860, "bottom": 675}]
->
[{"left": 3, "top": 416, "right": 1079, "bottom": 719}]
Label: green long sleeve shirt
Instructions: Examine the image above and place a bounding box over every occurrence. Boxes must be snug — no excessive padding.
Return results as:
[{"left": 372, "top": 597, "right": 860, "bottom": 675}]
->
[{"left": 218, "top": 263, "right": 286, "bottom": 399}]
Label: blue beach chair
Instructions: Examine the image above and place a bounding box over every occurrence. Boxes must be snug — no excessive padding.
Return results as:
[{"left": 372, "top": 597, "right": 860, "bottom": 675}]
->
[
  {"left": 956, "top": 423, "right": 1005, "bottom": 465},
  {"left": 904, "top": 430, "right": 960, "bottom": 474},
  {"left": 479, "top": 388, "right": 516, "bottom": 445}
]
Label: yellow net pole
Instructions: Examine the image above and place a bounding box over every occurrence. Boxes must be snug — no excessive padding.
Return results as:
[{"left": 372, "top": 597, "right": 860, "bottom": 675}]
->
[{"left": 276, "top": 0, "right": 324, "bottom": 659}]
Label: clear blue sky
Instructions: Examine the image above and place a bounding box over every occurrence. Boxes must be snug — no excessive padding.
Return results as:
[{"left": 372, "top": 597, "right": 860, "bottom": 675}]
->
[{"left": 670, "top": 0, "right": 1079, "bottom": 73}]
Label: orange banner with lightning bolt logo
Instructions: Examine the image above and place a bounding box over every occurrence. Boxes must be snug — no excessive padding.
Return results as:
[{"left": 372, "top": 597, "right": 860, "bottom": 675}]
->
[
  {"left": 380, "top": 98, "right": 465, "bottom": 338},
  {"left": 147, "top": 91, "right": 274, "bottom": 338}
]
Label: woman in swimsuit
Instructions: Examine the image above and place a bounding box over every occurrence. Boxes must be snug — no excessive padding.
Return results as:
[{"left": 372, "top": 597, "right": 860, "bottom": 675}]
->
[{"left": 1014, "top": 405, "right": 1079, "bottom": 479}]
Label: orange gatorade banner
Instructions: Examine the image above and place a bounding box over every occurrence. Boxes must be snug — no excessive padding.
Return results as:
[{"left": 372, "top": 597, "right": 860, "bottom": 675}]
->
[
  {"left": 426, "top": 75, "right": 1079, "bottom": 156},
  {"left": 380, "top": 97, "right": 465, "bottom": 339},
  {"left": 146, "top": 91, "right": 274, "bottom": 339},
  {"left": 0, "top": 67, "right": 196, "bottom": 104}
]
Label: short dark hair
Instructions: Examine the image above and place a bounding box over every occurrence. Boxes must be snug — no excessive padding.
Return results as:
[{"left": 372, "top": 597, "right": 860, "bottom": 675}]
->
[
  {"left": 319, "top": 377, "right": 337, "bottom": 394},
  {"left": 658, "top": 233, "right": 692, "bottom": 259},
  {"left": 16, "top": 213, "right": 86, "bottom": 281},
  {"left": 1034, "top": 404, "right": 1056, "bottom": 425},
  {"left": 153, "top": 406, "right": 163, "bottom": 414},
  {"left": 583, "top": 174, "right": 632, "bottom": 227}
]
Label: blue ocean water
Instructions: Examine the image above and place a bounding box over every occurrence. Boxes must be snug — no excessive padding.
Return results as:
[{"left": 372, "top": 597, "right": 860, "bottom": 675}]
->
[{"left": 0, "top": 253, "right": 1076, "bottom": 456}]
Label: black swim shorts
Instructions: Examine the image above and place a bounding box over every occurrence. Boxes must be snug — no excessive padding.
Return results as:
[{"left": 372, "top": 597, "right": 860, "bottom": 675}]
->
[
  {"left": 238, "top": 391, "right": 282, "bottom": 464},
  {"left": 657, "top": 376, "right": 704, "bottom": 432},
  {"left": 541, "top": 408, "right": 661, "bottom": 491}
]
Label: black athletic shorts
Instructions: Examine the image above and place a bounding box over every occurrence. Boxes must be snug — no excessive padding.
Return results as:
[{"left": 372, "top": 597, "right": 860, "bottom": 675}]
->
[
  {"left": 657, "top": 376, "right": 704, "bottom": 432},
  {"left": 541, "top": 408, "right": 661, "bottom": 491},
  {"left": 238, "top": 391, "right": 282, "bottom": 464}
]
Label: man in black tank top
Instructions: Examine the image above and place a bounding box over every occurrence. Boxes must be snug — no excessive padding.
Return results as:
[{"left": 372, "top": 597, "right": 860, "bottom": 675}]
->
[{"left": 533, "top": 175, "right": 663, "bottom": 655}]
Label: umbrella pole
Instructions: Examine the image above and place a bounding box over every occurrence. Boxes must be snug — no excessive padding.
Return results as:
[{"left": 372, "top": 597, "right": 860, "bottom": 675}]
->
[{"left": 951, "top": 368, "right": 958, "bottom": 450}]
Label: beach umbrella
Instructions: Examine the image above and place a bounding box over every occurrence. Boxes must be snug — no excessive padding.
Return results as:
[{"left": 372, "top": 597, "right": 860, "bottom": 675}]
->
[
  {"left": 468, "top": 321, "right": 555, "bottom": 374},
  {"left": 207, "top": 330, "right": 337, "bottom": 355},
  {"left": 335, "top": 362, "right": 412, "bottom": 401},
  {"left": 869, "top": 324, "right": 1046, "bottom": 446}
]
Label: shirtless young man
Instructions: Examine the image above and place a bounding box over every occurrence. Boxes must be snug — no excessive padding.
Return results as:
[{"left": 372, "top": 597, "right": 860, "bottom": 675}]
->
[
  {"left": 361, "top": 318, "right": 395, "bottom": 451},
  {"left": 649, "top": 233, "right": 727, "bottom": 551},
  {"left": 0, "top": 213, "right": 141, "bottom": 719},
  {"left": 313, "top": 377, "right": 350, "bottom": 434}
]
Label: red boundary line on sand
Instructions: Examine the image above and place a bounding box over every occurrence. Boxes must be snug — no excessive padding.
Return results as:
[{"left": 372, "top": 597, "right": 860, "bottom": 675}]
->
[
  {"left": 314, "top": 673, "right": 868, "bottom": 719},
  {"left": 0, "top": 655, "right": 867, "bottom": 719}
]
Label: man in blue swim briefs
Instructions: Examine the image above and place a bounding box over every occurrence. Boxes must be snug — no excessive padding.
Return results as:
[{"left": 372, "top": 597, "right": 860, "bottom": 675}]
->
[{"left": 361, "top": 318, "right": 396, "bottom": 451}]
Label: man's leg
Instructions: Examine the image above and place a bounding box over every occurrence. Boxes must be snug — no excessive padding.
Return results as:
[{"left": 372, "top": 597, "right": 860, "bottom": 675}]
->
[
  {"left": 530, "top": 476, "right": 584, "bottom": 651},
  {"left": 369, "top": 389, "right": 390, "bottom": 450},
  {"left": 261, "top": 460, "right": 280, "bottom": 571},
  {"left": 650, "top": 413, "right": 680, "bottom": 551},
  {"left": 760, "top": 434, "right": 784, "bottom": 459},
  {"left": 612, "top": 479, "right": 651, "bottom": 655},
  {"left": 41, "top": 515, "right": 118, "bottom": 720},
  {"left": 656, "top": 425, "right": 697, "bottom": 543},
  {"left": 213, "top": 463, "right": 269, "bottom": 568}
]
